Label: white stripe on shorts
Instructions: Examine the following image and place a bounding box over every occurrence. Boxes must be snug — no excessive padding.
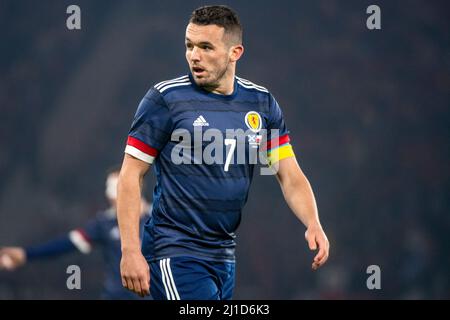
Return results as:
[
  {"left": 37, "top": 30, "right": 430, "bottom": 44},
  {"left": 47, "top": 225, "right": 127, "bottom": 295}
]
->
[
  {"left": 165, "top": 258, "right": 180, "bottom": 300},
  {"left": 160, "top": 258, "right": 180, "bottom": 300},
  {"left": 160, "top": 259, "right": 172, "bottom": 300}
]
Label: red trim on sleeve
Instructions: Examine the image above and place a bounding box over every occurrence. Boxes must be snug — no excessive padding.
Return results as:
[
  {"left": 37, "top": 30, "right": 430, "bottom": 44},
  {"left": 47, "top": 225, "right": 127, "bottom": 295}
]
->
[
  {"left": 264, "top": 134, "right": 290, "bottom": 151},
  {"left": 127, "top": 136, "right": 159, "bottom": 157},
  {"left": 75, "top": 228, "right": 92, "bottom": 244}
]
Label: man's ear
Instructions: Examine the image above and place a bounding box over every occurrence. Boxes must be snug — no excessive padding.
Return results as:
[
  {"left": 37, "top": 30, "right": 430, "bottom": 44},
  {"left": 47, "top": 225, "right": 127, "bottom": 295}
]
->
[{"left": 229, "top": 44, "right": 244, "bottom": 63}]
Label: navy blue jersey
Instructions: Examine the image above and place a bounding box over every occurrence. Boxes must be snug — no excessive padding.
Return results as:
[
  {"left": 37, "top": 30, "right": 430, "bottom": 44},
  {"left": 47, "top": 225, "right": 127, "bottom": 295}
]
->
[
  {"left": 25, "top": 207, "right": 151, "bottom": 299},
  {"left": 71, "top": 208, "right": 150, "bottom": 299},
  {"left": 125, "top": 74, "right": 294, "bottom": 263}
]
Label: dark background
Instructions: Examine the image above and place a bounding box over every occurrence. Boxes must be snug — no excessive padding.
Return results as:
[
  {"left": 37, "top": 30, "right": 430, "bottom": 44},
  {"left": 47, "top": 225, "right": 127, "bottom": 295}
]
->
[{"left": 0, "top": 0, "right": 449, "bottom": 299}]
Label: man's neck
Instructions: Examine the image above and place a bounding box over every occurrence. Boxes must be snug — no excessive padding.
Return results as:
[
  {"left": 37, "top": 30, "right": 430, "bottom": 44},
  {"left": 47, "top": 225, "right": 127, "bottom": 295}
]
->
[{"left": 211, "top": 67, "right": 236, "bottom": 95}]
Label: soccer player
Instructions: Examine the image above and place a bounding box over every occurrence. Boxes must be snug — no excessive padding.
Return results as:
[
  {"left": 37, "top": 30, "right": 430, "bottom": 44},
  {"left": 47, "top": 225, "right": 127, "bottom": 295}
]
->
[
  {"left": 0, "top": 167, "right": 151, "bottom": 299},
  {"left": 118, "top": 5, "right": 329, "bottom": 300}
]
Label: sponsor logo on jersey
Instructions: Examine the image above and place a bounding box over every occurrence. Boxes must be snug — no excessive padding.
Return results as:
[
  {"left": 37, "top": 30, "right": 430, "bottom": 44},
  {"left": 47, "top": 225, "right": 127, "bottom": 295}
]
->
[{"left": 193, "top": 115, "right": 209, "bottom": 127}]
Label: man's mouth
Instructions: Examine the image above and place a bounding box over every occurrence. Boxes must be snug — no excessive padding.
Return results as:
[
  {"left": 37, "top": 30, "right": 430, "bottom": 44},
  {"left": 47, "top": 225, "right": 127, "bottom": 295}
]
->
[{"left": 192, "top": 66, "right": 206, "bottom": 76}]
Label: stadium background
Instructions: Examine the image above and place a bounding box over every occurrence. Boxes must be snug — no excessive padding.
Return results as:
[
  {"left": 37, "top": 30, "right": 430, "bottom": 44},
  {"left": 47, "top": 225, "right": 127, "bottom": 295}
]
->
[{"left": 0, "top": 0, "right": 449, "bottom": 299}]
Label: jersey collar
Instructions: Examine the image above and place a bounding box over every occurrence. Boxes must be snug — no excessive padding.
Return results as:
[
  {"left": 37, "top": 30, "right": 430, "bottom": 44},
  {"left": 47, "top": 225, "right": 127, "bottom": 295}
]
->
[{"left": 188, "top": 72, "right": 238, "bottom": 101}]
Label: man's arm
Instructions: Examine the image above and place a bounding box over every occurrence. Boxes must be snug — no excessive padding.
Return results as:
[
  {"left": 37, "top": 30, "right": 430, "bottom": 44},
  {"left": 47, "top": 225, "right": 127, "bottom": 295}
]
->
[
  {"left": 117, "top": 154, "right": 151, "bottom": 297},
  {"left": 0, "top": 237, "right": 82, "bottom": 271},
  {"left": 275, "top": 156, "right": 330, "bottom": 270},
  {"left": 0, "top": 223, "right": 99, "bottom": 271}
]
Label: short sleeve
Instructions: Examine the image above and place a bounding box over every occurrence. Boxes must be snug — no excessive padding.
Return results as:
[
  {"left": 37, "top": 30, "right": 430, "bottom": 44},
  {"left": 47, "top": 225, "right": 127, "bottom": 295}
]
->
[
  {"left": 125, "top": 88, "right": 174, "bottom": 164},
  {"left": 263, "top": 94, "right": 295, "bottom": 165}
]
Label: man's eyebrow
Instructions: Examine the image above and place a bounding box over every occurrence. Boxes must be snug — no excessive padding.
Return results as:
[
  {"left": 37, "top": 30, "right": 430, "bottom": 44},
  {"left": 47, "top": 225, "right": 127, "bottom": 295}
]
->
[
  {"left": 185, "top": 38, "right": 214, "bottom": 46},
  {"left": 198, "top": 41, "right": 214, "bottom": 47}
]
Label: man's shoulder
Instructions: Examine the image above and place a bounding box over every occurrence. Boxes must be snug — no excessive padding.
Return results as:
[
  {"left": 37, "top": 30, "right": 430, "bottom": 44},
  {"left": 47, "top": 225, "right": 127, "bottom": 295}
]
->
[
  {"left": 236, "top": 76, "right": 270, "bottom": 95},
  {"left": 141, "top": 75, "right": 193, "bottom": 106},
  {"left": 151, "top": 75, "right": 192, "bottom": 95}
]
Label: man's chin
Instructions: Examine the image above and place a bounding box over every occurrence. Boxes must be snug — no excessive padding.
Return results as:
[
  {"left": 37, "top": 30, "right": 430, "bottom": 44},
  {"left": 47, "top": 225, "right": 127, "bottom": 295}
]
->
[
  {"left": 193, "top": 77, "right": 211, "bottom": 87},
  {"left": 192, "top": 74, "right": 220, "bottom": 90}
]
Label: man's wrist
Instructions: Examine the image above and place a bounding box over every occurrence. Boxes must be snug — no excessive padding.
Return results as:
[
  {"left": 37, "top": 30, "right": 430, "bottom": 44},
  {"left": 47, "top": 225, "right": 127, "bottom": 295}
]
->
[
  {"left": 306, "top": 220, "right": 322, "bottom": 230},
  {"left": 121, "top": 245, "right": 141, "bottom": 255}
]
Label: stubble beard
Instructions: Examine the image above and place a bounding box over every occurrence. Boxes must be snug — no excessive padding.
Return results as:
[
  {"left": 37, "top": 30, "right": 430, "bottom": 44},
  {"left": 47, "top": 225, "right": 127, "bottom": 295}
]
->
[{"left": 195, "top": 63, "right": 229, "bottom": 92}]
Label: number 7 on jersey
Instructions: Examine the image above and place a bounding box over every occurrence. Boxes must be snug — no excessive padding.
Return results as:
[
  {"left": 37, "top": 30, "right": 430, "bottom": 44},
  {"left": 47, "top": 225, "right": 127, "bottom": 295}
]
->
[{"left": 224, "top": 138, "right": 236, "bottom": 172}]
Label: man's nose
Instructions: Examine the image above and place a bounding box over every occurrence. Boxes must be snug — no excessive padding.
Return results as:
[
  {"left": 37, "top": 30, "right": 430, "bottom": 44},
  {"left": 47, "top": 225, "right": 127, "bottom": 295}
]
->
[{"left": 190, "top": 47, "right": 201, "bottom": 62}]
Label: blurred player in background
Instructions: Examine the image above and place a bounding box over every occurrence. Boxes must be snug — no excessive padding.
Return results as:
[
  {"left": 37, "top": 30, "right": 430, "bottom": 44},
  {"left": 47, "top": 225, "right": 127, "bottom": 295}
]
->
[{"left": 0, "top": 166, "right": 152, "bottom": 300}]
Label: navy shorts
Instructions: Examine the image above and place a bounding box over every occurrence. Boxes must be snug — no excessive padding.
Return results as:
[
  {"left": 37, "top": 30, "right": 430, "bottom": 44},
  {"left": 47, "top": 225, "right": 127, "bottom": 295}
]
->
[{"left": 149, "top": 256, "right": 235, "bottom": 300}]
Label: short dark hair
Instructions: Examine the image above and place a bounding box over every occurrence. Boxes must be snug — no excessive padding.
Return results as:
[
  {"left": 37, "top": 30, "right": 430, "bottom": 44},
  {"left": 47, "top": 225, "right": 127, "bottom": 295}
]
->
[{"left": 189, "top": 5, "right": 242, "bottom": 44}]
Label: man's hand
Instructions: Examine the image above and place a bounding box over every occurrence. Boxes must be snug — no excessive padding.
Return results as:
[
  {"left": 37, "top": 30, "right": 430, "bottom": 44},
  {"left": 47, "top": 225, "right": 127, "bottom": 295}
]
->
[
  {"left": 0, "top": 247, "right": 26, "bottom": 271},
  {"left": 120, "top": 250, "right": 150, "bottom": 297},
  {"left": 305, "top": 226, "right": 329, "bottom": 270}
]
